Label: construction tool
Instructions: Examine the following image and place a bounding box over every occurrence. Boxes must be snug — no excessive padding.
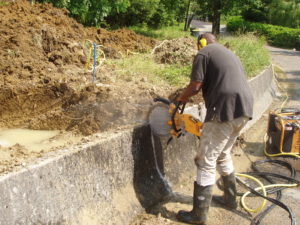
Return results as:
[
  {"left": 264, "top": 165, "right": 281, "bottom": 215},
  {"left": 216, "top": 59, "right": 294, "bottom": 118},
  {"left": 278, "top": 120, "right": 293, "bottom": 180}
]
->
[
  {"left": 265, "top": 107, "right": 300, "bottom": 158},
  {"left": 149, "top": 97, "right": 203, "bottom": 144}
]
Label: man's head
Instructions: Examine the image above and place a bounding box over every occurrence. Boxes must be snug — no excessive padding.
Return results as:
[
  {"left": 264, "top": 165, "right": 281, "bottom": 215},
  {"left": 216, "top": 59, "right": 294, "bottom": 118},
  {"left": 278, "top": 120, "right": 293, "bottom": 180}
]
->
[{"left": 197, "top": 33, "right": 216, "bottom": 50}]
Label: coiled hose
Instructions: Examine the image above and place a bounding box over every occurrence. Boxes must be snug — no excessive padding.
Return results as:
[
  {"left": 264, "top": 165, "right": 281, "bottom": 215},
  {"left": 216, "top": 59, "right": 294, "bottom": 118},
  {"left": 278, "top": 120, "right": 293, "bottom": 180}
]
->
[{"left": 234, "top": 159, "right": 300, "bottom": 225}]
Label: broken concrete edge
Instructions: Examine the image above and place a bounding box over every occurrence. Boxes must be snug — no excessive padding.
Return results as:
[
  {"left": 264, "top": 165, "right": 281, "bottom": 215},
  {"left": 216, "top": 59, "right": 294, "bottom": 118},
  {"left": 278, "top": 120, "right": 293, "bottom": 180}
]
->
[{"left": 0, "top": 65, "right": 275, "bottom": 225}]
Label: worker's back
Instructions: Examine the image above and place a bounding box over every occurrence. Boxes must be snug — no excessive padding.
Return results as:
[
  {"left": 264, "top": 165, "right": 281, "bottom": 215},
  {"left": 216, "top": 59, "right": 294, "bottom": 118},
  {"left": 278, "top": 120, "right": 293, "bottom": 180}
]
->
[{"left": 191, "top": 43, "right": 254, "bottom": 122}]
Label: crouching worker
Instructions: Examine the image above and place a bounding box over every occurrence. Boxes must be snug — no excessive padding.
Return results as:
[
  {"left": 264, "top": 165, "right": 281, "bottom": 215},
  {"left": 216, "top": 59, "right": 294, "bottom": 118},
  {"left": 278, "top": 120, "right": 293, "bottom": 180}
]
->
[{"left": 176, "top": 33, "right": 254, "bottom": 224}]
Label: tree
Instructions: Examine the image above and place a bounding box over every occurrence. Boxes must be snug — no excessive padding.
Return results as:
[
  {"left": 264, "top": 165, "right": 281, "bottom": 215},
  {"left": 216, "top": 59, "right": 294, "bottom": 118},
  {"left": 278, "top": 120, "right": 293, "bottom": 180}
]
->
[
  {"left": 212, "top": 0, "right": 221, "bottom": 35},
  {"left": 38, "top": 0, "right": 130, "bottom": 27},
  {"left": 194, "top": 0, "right": 265, "bottom": 35},
  {"left": 148, "top": 0, "right": 187, "bottom": 28},
  {"left": 268, "top": 0, "right": 300, "bottom": 28},
  {"left": 241, "top": 0, "right": 300, "bottom": 28}
]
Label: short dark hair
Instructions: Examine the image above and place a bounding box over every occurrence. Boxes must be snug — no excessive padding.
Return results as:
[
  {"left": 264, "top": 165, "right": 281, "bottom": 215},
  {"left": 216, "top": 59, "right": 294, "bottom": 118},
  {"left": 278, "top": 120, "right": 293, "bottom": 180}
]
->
[{"left": 197, "top": 33, "right": 216, "bottom": 44}]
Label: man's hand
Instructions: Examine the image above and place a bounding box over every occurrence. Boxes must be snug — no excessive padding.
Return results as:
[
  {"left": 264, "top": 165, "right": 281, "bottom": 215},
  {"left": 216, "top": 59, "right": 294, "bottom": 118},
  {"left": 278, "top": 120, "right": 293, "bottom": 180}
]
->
[
  {"left": 176, "top": 95, "right": 189, "bottom": 103},
  {"left": 177, "top": 80, "right": 203, "bottom": 104}
]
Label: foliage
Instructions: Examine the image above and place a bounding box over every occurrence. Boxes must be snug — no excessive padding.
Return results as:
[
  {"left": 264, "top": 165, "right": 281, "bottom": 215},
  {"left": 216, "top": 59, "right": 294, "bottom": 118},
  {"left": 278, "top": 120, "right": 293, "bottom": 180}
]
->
[
  {"left": 268, "top": 0, "right": 300, "bottom": 29},
  {"left": 159, "top": 64, "right": 191, "bottom": 85},
  {"left": 242, "top": 7, "right": 268, "bottom": 22},
  {"left": 38, "top": 0, "right": 130, "bottom": 27},
  {"left": 219, "top": 34, "right": 270, "bottom": 77},
  {"left": 37, "top": 0, "right": 189, "bottom": 28},
  {"left": 109, "top": 33, "right": 270, "bottom": 89},
  {"left": 109, "top": 55, "right": 191, "bottom": 86},
  {"left": 0, "top": 1, "right": 10, "bottom": 6},
  {"left": 241, "top": 0, "right": 300, "bottom": 29},
  {"left": 227, "top": 16, "right": 300, "bottom": 50},
  {"left": 130, "top": 23, "right": 190, "bottom": 40},
  {"left": 191, "top": 0, "right": 264, "bottom": 34},
  {"left": 107, "top": 0, "right": 188, "bottom": 28},
  {"left": 107, "top": 0, "right": 160, "bottom": 27}
]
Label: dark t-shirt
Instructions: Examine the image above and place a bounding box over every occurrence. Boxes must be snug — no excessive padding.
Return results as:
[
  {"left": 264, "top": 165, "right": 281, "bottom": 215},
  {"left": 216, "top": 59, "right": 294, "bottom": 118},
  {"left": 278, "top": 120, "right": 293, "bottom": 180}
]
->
[{"left": 191, "top": 43, "right": 254, "bottom": 122}]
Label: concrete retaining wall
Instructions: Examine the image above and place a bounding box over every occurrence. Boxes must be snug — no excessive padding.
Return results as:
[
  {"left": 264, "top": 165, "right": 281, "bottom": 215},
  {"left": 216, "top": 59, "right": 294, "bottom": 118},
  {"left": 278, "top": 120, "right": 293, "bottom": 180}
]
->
[
  {"left": 247, "top": 65, "right": 277, "bottom": 128},
  {"left": 0, "top": 66, "right": 276, "bottom": 225}
]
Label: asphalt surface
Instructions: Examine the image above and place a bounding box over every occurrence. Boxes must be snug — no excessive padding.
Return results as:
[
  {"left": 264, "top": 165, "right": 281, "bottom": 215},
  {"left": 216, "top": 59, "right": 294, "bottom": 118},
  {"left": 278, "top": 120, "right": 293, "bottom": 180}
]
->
[
  {"left": 267, "top": 46, "right": 300, "bottom": 107},
  {"left": 189, "top": 20, "right": 226, "bottom": 34}
]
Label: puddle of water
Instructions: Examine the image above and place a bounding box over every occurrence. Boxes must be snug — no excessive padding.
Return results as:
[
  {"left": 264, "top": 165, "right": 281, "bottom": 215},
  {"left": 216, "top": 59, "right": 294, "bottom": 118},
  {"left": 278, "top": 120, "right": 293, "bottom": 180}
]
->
[{"left": 0, "top": 129, "right": 60, "bottom": 152}]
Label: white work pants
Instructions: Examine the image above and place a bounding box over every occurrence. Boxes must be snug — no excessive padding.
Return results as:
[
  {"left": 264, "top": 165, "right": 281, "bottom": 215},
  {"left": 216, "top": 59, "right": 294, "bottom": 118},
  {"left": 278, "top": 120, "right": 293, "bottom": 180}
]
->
[{"left": 195, "top": 116, "right": 249, "bottom": 186}]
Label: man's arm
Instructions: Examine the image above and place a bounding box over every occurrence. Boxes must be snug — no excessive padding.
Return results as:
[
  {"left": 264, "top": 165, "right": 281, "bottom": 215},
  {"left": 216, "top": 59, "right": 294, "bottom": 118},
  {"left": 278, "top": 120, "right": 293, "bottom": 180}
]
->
[{"left": 177, "top": 80, "right": 203, "bottom": 103}]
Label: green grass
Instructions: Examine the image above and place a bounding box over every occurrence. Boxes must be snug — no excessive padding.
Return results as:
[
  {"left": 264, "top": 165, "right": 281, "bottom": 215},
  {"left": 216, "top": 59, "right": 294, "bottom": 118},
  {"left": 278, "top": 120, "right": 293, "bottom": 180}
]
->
[
  {"left": 130, "top": 23, "right": 190, "bottom": 40},
  {"left": 159, "top": 64, "right": 191, "bottom": 85},
  {"left": 0, "top": 1, "right": 9, "bottom": 6},
  {"left": 106, "top": 33, "right": 270, "bottom": 87},
  {"left": 107, "top": 54, "right": 191, "bottom": 86},
  {"left": 219, "top": 34, "right": 270, "bottom": 77}
]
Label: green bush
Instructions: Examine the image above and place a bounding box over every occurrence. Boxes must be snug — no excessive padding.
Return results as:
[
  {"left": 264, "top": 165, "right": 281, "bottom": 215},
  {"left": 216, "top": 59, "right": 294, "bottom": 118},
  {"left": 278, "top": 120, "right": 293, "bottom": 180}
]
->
[
  {"left": 242, "top": 8, "right": 267, "bottom": 23},
  {"left": 37, "top": 0, "right": 187, "bottom": 28},
  {"left": 130, "top": 23, "right": 188, "bottom": 40},
  {"left": 227, "top": 16, "right": 300, "bottom": 50}
]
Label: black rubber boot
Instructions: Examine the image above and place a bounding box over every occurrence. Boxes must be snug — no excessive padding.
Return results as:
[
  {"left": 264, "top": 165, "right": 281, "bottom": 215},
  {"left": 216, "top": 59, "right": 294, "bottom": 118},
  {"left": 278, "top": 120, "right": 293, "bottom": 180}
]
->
[
  {"left": 213, "top": 172, "right": 237, "bottom": 209},
  {"left": 176, "top": 182, "right": 213, "bottom": 225}
]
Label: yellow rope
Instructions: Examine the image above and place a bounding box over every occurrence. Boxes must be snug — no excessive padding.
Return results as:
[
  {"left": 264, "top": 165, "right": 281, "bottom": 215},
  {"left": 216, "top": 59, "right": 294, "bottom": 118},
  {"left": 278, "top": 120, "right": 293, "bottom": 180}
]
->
[{"left": 83, "top": 39, "right": 106, "bottom": 72}]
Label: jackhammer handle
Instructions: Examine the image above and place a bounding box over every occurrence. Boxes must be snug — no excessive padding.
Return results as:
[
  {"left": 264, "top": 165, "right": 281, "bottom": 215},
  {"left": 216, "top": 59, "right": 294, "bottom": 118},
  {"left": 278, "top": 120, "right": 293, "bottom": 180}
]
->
[{"left": 153, "top": 97, "right": 171, "bottom": 105}]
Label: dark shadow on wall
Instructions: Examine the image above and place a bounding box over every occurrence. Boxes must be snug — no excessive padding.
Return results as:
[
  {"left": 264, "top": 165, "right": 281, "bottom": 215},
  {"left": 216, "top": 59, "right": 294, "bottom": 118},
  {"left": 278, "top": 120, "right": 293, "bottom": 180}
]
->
[{"left": 131, "top": 125, "right": 173, "bottom": 211}]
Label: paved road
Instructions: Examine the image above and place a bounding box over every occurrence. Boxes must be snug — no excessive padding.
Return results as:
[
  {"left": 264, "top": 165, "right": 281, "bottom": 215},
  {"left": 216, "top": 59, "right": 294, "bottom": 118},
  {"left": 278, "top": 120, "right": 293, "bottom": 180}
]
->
[
  {"left": 267, "top": 46, "right": 300, "bottom": 107},
  {"left": 190, "top": 20, "right": 226, "bottom": 34}
]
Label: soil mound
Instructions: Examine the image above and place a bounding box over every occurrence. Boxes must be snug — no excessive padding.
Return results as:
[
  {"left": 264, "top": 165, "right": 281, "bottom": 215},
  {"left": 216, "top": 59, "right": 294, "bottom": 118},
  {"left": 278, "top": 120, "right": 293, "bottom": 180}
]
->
[
  {"left": 0, "top": 0, "right": 159, "bottom": 135},
  {"left": 153, "top": 37, "right": 197, "bottom": 65}
]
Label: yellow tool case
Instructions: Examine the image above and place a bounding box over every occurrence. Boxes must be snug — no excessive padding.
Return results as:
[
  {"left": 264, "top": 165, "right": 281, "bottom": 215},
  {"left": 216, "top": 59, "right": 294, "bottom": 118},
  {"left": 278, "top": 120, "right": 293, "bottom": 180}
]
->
[{"left": 266, "top": 108, "right": 300, "bottom": 156}]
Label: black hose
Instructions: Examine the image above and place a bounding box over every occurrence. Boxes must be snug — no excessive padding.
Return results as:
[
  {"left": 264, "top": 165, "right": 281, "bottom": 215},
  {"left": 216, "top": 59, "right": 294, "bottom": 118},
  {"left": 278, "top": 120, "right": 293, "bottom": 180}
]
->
[
  {"left": 237, "top": 159, "right": 299, "bottom": 225},
  {"left": 153, "top": 97, "right": 170, "bottom": 105},
  {"left": 249, "top": 159, "right": 297, "bottom": 225}
]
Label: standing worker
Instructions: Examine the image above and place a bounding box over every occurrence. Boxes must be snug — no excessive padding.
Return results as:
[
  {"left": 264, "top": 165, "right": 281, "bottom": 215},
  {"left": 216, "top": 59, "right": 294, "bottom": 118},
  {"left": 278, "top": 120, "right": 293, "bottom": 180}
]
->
[{"left": 176, "top": 33, "right": 254, "bottom": 224}]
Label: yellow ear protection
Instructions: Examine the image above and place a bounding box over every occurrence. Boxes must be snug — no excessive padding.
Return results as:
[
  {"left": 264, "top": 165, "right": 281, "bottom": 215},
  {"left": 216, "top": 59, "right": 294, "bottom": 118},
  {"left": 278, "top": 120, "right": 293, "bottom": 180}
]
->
[{"left": 198, "top": 35, "right": 207, "bottom": 49}]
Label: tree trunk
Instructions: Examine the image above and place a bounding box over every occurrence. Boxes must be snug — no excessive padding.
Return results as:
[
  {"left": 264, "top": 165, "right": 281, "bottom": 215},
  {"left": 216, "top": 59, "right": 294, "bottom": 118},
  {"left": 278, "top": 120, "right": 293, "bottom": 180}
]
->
[
  {"left": 184, "top": 0, "right": 192, "bottom": 31},
  {"left": 187, "top": 14, "right": 194, "bottom": 30},
  {"left": 212, "top": 0, "right": 221, "bottom": 35}
]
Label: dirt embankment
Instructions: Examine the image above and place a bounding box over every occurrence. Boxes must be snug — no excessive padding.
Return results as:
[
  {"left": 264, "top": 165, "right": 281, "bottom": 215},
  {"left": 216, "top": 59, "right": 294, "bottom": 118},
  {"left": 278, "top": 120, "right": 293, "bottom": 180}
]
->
[
  {"left": 153, "top": 38, "right": 197, "bottom": 65},
  {"left": 0, "top": 0, "right": 200, "bottom": 174},
  {"left": 0, "top": 0, "right": 161, "bottom": 135}
]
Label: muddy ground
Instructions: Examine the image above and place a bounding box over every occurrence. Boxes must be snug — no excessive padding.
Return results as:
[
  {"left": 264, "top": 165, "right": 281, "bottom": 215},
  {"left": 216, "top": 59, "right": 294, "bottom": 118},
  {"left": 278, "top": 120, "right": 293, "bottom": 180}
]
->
[
  {"left": 0, "top": 0, "right": 157, "bottom": 134},
  {"left": 0, "top": 1, "right": 200, "bottom": 174}
]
